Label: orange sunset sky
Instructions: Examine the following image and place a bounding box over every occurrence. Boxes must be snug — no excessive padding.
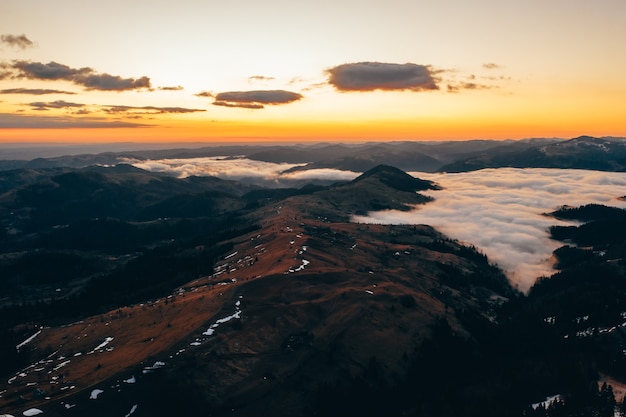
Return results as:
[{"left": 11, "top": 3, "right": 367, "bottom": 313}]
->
[{"left": 1, "top": 0, "right": 625, "bottom": 144}]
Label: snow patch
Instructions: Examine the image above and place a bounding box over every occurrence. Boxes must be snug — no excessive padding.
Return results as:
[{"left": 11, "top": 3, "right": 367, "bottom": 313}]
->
[
  {"left": 125, "top": 405, "right": 138, "bottom": 417},
  {"left": 16, "top": 330, "right": 42, "bottom": 351},
  {"left": 88, "top": 337, "right": 114, "bottom": 354},
  {"left": 89, "top": 389, "right": 104, "bottom": 399}
]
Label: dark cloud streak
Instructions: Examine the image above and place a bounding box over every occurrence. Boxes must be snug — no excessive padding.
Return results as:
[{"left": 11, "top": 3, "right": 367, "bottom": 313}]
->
[
  {"left": 194, "top": 91, "right": 214, "bottom": 98},
  {"left": 0, "top": 113, "right": 149, "bottom": 129},
  {"left": 158, "top": 85, "right": 184, "bottom": 91},
  {"left": 0, "top": 88, "right": 77, "bottom": 95},
  {"left": 248, "top": 75, "right": 275, "bottom": 83},
  {"left": 28, "top": 100, "right": 85, "bottom": 110},
  {"left": 102, "top": 105, "right": 206, "bottom": 114}
]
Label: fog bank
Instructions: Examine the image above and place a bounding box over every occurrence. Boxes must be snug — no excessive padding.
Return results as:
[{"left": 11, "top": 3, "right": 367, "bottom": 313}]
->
[
  {"left": 125, "top": 157, "right": 360, "bottom": 186},
  {"left": 353, "top": 168, "right": 626, "bottom": 292}
]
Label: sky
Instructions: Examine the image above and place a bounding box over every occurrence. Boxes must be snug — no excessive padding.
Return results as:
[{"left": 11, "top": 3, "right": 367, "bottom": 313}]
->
[{"left": 1, "top": 0, "right": 625, "bottom": 144}]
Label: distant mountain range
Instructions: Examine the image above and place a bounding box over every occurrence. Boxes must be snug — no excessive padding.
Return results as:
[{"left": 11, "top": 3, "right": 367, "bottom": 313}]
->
[
  {"left": 439, "top": 136, "right": 626, "bottom": 172},
  {"left": 2, "top": 136, "right": 624, "bottom": 175}
]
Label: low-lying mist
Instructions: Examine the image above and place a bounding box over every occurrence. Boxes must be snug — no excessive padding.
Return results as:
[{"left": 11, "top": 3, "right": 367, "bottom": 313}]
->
[
  {"left": 125, "top": 156, "right": 360, "bottom": 186},
  {"left": 354, "top": 168, "right": 626, "bottom": 292}
]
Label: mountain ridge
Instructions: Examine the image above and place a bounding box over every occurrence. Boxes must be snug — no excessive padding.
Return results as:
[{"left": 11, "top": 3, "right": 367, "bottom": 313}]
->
[{"left": 0, "top": 164, "right": 515, "bottom": 416}]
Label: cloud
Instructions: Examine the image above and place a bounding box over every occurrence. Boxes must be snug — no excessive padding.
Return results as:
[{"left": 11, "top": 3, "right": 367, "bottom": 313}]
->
[
  {"left": 212, "top": 90, "right": 303, "bottom": 109},
  {"left": 8, "top": 60, "right": 151, "bottom": 91},
  {"left": 76, "top": 73, "right": 151, "bottom": 91},
  {"left": 101, "top": 105, "right": 206, "bottom": 114},
  {"left": 28, "top": 100, "right": 85, "bottom": 110},
  {"left": 1, "top": 34, "right": 34, "bottom": 50},
  {"left": 280, "top": 168, "right": 360, "bottom": 182},
  {"left": 352, "top": 168, "right": 626, "bottom": 293},
  {"left": 446, "top": 82, "right": 494, "bottom": 93},
  {"left": 248, "top": 75, "right": 275, "bottom": 83},
  {"left": 194, "top": 91, "right": 214, "bottom": 98},
  {"left": 212, "top": 101, "right": 264, "bottom": 110},
  {"left": 0, "top": 88, "right": 77, "bottom": 95},
  {"left": 483, "top": 62, "right": 503, "bottom": 69},
  {"left": 126, "top": 156, "right": 304, "bottom": 181},
  {"left": 12, "top": 60, "right": 90, "bottom": 80},
  {"left": 158, "top": 85, "right": 184, "bottom": 91},
  {"left": 0, "top": 113, "right": 149, "bottom": 128},
  {"left": 326, "top": 62, "right": 439, "bottom": 92}
]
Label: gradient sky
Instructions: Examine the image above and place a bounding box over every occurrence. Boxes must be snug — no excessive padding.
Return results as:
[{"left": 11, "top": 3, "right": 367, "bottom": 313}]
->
[{"left": 1, "top": 0, "right": 625, "bottom": 143}]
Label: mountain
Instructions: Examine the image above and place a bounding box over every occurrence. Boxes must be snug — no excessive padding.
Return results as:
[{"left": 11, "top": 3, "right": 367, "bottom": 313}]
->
[
  {"left": 0, "top": 165, "right": 517, "bottom": 416},
  {"left": 292, "top": 164, "right": 440, "bottom": 221},
  {"left": 439, "top": 136, "right": 626, "bottom": 172},
  {"left": 0, "top": 139, "right": 564, "bottom": 175},
  {"left": 280, "top": 143, "right": 444, "bottom": 173}
]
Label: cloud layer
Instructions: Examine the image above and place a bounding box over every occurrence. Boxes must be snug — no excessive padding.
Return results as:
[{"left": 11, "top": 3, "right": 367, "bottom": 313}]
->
[
  {"left": 353, "top": 168, "right": 626, "bottom": 292},
  {"left": 212, "top": 90, "right": 303, "bottom": 109},
  {"left": 326, "top": 62, "right": 439, "bottom": 92}
]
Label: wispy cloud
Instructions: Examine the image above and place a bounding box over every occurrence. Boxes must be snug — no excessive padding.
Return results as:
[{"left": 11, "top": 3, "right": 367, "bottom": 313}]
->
[
  {"left": 18, "top": 100, "right": 205, "bottom": 116},
  {"left": 212, "top": 90, "right": 303, "bottom": 109},
  {"left": 6, "top": 60, "right": 151, "bottom": 91},
  {"left": 0, "top": 34, "right": 34, "bottom": 50},
  {"left": 194, "top": 91, "right": 214, "bottom": 98},
  {"left": 28, "top": 100, "right": 85, "bottom": 111},
  {"left": 158, "top": 85, "right": 184, "bottom": 91},
  {"left": 326, "top": 62, "right": 439, "bottom": 92},
  {"left": 248, "top": 75, "right": 275, "bottom": 83},
  {"left": 353, "top": 168, "right": 626, "bottom": 292},
  {"left": 0, "top": 113, "right": 149, "bottom": 128},
  {"left": 483, "top": 62, "right": 503, "bottom": 69},
  {"left": 0, "top": 88, "right": 76, "bottom": 95},
  {"left": 101, "top": 105, "right": 205, "bottom": 114},
  {"left": 447, "top": 81, "right": 494, "bottom": 93}
]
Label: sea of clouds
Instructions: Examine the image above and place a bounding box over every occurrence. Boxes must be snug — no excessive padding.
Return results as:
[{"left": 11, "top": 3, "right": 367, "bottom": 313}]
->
[
  {"left": 128, "top": 157, "right": 626, "bottom": 292},
  {"left": 354, "top": 168, "right": 626, "bottom": 292}
]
